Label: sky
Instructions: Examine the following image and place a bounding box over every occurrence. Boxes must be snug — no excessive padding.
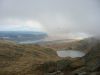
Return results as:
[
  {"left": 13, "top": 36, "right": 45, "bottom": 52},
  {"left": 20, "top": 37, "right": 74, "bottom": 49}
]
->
[{"left": 0, "top": 0, "right": 100, "bottom": 38}]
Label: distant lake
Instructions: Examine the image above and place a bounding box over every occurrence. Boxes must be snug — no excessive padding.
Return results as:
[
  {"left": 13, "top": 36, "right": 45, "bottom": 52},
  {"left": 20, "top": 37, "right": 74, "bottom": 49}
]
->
[{"left": 57, "top": 50, "right": 85, "bottom": 58}]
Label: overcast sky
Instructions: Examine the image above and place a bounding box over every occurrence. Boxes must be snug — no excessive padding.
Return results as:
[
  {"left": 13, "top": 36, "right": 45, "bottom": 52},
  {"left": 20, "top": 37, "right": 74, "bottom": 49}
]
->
[{"left": 0, "top": 0, "right": 100, "bottom": 37}]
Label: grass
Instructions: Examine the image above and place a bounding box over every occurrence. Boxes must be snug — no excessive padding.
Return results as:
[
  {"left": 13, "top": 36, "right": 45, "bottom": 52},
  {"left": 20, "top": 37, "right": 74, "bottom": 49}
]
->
[{"left": 0, "top": 40, "right": 59, "bottom": 75}]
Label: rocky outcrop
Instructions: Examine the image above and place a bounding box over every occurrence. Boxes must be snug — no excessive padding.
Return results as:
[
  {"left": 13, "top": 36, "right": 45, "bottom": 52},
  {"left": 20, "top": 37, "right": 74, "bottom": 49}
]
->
[{"left": 72, "top": 42, "right": 100, "bottom": 75}]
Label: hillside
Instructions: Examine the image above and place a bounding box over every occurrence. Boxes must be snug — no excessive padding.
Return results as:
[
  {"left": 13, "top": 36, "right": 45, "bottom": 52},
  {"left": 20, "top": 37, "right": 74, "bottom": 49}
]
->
[
  {"left": 0, "top": 38, "right": 100, "bottom": 75},
  {"left": 40, "top": 38, "right": 100, "bottom": 52},
  {"left": 36, "top": 38, "right": 100, "bottom": 75},
  {"left": 0, "top": 40, "right": 59, "bottom": 75}
]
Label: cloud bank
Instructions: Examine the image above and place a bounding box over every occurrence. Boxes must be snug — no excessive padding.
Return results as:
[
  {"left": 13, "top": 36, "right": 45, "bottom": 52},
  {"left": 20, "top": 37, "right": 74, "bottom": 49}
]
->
[{"left": 0, "top": 0, "right": 100, "bottom": 38}]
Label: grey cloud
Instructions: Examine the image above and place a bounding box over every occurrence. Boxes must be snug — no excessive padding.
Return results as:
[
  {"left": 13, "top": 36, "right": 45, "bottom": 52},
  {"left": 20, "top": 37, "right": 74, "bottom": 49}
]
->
[{"left": 0, "top": 0, "right": 100, "bottom": 36}]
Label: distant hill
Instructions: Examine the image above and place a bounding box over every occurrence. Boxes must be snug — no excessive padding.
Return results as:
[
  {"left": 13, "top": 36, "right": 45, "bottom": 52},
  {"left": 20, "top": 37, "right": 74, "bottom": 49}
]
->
[
  {"left": 40, "top": 38, "right": 100, "bottom": 52},
  {"left": 0, "top": 31, "right": 48, "bottom": 43}
]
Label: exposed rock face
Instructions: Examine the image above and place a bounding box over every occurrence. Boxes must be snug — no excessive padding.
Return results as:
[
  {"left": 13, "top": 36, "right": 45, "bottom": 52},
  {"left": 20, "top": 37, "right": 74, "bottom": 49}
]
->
[
  {"left": 90, "top": 72, "right": 100, "bottom": 75},
  {"left": 72, "top": 41, "right": 100, "bottom": 75},
  {"left": 35, "top": 58, "right": 84, "bottom": 75},
  {"left": 72, "top": 67, "right": 89, "bottom": 75},
  {"left": 83, "top": 43, "right": 100, "bottom": 71},
  {"left": 44, "top": 71, "right": 64, "bottom": 75}
]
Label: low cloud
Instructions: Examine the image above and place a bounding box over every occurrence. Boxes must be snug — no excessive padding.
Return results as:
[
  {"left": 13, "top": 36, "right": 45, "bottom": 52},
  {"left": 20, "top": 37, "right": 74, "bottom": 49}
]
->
[
  {"left": 0, "top": 0, "right": 100, "bottom": 38},
  {"left": 0, "top": 18, "right": 44, "bottom": 31}
]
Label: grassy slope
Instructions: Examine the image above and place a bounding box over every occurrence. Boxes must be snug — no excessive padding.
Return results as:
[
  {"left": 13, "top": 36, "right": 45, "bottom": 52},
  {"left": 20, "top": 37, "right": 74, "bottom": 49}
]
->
[{"left": 0, "top": 40, "right": 59, "bottom": 75}]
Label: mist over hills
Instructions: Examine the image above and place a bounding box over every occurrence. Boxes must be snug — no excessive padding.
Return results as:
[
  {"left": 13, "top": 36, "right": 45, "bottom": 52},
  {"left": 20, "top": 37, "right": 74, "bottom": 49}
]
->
[
  {"left": 0, "top": 31, "right": 48, "bottom": 43},
  {"left": 0, "top": 0, "right": 100, "bottom": 75}
]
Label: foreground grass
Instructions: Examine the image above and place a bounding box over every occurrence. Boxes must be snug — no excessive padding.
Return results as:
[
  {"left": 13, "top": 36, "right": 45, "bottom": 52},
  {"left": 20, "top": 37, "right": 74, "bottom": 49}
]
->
[{"left": 0, "top": 40, "right": 59, "bottom": 75}]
